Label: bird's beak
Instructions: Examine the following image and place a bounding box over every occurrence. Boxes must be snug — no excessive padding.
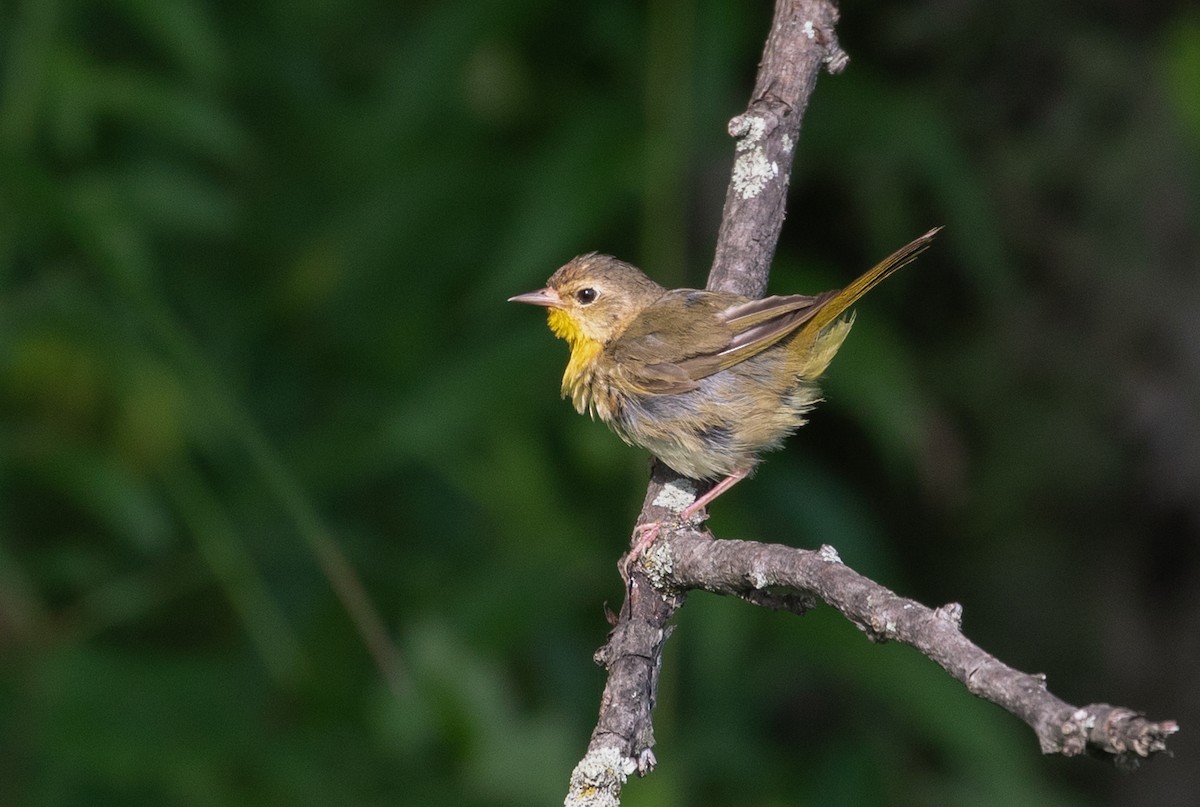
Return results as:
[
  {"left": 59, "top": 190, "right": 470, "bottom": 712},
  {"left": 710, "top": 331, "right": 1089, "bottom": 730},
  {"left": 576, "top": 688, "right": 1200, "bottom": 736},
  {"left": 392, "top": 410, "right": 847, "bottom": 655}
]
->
[{"left": 508, "top": 287, "right": 562, "bottom": 307}]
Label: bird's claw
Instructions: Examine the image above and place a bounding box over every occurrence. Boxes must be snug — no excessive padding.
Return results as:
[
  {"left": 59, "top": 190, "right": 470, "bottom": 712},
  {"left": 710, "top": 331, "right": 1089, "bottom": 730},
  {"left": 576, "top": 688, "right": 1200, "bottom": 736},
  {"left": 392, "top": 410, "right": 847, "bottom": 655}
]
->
[
  {"left": 623, "top": 520, "right": 665, "bottom": 577},
  {"left": 624, "top": 507, "right": 705, "bottom": 579}
]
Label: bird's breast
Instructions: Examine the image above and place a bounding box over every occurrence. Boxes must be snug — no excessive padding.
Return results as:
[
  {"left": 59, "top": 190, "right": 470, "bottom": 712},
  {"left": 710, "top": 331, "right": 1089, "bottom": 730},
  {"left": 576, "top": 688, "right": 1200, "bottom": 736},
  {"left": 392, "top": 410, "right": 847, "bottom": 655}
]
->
[{"left": 560, "top": 339, "right": 621, "bottom": 421}]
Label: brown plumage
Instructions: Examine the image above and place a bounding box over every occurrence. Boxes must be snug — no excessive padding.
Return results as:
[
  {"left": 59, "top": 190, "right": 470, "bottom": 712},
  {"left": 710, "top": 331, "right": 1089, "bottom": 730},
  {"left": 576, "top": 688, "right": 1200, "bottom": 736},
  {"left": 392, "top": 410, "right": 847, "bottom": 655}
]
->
[{"left": 510, "top": 228, "right": 940, "bottom": 523}]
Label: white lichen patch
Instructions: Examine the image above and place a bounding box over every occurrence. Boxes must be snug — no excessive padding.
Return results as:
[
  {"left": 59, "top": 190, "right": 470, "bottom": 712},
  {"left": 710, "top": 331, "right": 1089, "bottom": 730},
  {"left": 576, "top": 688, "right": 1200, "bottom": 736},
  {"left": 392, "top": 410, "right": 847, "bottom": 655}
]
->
[
  {"left": 817, "top": 544, "right": 842, "bottom": 564},
  {"left": 565, "top": 747, "right": 635, "bottom": 807},
  {"left": 653, "top": 479, "right": 696, "bottom": 512},
  {"left": 642, "top": 539, "right": 674, "bottom": 587},
  {"left": 1072, "top": 708, "right": 1097, "bottom": 730},
  {"left": 732, "top": 146, "right": 778, "bottom": 200},
  {"left": 803, "top": 20, "right": 816, "bottom": 39},
  {"left": 780, "top": 133, "right": 794, "bottom": 153}
]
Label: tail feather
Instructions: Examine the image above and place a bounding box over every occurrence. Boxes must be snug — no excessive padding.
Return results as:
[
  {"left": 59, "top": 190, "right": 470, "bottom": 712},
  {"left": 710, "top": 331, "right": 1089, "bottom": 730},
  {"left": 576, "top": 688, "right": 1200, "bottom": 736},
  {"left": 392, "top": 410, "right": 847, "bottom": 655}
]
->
[{"left": 801, "top": 226, "right": 942, "bottom": 338}]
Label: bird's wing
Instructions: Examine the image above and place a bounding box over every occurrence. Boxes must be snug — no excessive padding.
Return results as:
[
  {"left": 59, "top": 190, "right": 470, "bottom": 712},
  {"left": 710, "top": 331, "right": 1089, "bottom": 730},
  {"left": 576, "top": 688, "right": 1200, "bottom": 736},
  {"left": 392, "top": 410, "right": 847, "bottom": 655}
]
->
[
  {"left": 606, "top": 289, "right": 832, "bottom": 393},
  {"left": 604, "top": 227, "right": 943, "bottom": 394},
  {"left": 678, "top": 290, "right": 838, "bottom": 377}
]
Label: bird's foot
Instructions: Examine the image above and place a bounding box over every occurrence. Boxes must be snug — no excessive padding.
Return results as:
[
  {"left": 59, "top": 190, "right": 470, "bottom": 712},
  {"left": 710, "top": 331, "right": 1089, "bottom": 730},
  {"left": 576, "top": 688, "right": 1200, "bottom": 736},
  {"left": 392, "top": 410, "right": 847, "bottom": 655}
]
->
[{"left": 622, "top": 520, "right": 664, "bottom": 578}]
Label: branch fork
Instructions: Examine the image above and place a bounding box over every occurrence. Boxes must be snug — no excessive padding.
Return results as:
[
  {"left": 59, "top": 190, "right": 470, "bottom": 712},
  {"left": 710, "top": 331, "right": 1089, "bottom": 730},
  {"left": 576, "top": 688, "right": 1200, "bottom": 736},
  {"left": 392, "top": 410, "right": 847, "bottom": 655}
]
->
[{"left": 564, "top": 1, "right": 1177, "bottom": 802}]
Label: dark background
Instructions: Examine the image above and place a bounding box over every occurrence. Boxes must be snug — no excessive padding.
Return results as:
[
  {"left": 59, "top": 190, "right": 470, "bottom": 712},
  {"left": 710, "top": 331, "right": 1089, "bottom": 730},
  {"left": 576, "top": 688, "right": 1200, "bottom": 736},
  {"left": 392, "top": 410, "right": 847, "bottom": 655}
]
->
[{"left": 2, "top": 1, "right": 1198, "bottom": 804}]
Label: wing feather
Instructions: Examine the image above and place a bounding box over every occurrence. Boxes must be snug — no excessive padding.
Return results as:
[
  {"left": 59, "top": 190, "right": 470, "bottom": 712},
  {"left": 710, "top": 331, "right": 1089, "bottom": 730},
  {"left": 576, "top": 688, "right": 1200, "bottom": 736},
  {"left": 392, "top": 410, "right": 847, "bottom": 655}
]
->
[
  {"left": 606, "top": 289, "right": 832, "bottom": 392},
  {"left": 600, "top": 228, "right": 941, "bottom": 395}
]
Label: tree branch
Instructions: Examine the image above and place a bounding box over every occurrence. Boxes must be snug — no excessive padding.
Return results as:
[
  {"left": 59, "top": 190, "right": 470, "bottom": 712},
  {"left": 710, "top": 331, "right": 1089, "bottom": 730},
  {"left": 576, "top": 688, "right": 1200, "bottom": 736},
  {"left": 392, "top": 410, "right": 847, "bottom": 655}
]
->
[
  {"left": 563, "top": 1, "right": 1177, "bottom": 803},
  {"left": 661, "top": 530, "right": 1179, "bottom": 764},
  {"left": 707, "top": 0, "right": 845, "bottom": 297}
]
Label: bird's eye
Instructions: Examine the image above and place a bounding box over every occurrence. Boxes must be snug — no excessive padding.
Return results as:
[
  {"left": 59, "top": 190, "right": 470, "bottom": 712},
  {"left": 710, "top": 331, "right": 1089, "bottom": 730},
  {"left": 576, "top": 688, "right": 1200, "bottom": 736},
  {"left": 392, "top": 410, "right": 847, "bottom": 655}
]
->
[{"left": 575, "top": 287, "right": 598, "bottom": 305}]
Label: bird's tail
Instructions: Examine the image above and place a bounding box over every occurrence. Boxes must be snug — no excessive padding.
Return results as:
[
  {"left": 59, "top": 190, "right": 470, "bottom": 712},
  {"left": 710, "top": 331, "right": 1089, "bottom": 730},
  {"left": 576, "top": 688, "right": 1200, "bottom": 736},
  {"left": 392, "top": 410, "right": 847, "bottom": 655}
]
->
[{"left": 802, "top": 226, "right": 942, "bottom": 337}]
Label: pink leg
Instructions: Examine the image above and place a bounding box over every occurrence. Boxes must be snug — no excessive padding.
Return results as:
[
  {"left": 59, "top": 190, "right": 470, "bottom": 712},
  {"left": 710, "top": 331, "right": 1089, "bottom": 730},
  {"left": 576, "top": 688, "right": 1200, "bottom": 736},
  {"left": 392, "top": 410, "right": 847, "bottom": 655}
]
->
[
  {"left": 624, "top": 468, "right": 750, "bottom": 576},
  {"left": 679, "top": 468, "right": 750, "bottom": 522}
]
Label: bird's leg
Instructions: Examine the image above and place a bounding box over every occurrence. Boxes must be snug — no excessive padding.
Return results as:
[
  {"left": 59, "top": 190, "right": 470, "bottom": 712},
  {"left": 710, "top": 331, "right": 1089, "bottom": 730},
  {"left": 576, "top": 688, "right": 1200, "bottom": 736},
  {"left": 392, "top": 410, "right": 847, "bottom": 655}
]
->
[
  {"left": 679, "top": 467, "right": 749, "bottom": 523},
  {"left": 624, "top": 468, "right": 750, "bottom": 577}
]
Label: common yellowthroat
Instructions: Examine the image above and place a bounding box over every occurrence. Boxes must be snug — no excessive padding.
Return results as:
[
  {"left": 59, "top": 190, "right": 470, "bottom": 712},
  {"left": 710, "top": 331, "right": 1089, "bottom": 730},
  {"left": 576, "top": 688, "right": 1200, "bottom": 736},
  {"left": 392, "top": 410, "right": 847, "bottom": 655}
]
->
[{"left": 510, "top": 228, "right": 940, "bottom": 544}]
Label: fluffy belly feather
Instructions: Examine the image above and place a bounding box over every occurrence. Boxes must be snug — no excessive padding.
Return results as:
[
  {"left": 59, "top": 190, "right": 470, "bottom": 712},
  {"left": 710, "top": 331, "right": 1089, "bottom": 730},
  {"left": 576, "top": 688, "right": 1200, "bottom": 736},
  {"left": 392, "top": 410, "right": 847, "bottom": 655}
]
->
[{"left": 606, "top": 361, "right": 822, "bottom": 480}]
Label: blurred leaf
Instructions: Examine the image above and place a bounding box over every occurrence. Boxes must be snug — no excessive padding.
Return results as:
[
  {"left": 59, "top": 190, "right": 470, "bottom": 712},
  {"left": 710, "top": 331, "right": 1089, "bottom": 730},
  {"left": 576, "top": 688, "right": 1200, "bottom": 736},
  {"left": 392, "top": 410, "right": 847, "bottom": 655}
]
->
[
  {"left": 114, "top": 0, "right": 227, "bottom": 84},
  {"left": 1164, "top": 9, "right": 1200, "bottom": 144}
]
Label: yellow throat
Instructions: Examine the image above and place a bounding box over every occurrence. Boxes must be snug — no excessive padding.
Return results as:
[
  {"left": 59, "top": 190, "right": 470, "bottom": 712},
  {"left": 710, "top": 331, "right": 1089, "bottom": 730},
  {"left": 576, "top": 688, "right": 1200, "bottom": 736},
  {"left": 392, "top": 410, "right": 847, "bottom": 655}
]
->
[{"left": 547, "top": 308, "right": 603, "bottom": 407}]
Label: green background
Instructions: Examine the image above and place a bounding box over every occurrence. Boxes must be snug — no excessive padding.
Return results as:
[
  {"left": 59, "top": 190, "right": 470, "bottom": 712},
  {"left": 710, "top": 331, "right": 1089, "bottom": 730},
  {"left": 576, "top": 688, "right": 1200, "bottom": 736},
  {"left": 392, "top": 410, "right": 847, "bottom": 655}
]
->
[{"left": 2, "top": 1, "right": 1197, "bottom": 804}]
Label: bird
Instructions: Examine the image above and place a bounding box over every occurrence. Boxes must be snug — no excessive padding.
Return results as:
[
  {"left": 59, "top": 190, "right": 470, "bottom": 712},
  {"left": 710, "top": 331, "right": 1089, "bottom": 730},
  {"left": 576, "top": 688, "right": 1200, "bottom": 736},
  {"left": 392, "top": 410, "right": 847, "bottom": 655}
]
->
[{"left": 510, "top": 228, "right": 940, "bottom": 561}]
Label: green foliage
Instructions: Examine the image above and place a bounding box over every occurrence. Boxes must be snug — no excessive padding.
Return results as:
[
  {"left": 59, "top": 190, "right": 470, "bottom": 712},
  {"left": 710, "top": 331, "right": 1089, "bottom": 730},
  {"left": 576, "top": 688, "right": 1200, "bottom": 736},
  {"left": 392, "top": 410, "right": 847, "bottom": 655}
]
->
[{"left": 2, "top": 0, "right": 1196, "bottom": 805}]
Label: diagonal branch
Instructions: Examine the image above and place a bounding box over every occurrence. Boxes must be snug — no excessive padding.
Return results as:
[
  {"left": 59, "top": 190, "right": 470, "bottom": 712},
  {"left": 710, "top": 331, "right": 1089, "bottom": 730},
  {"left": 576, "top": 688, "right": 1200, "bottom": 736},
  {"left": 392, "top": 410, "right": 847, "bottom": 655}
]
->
[{"left": 662, "top": 529, "right": 1180, "bottom": 764}]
